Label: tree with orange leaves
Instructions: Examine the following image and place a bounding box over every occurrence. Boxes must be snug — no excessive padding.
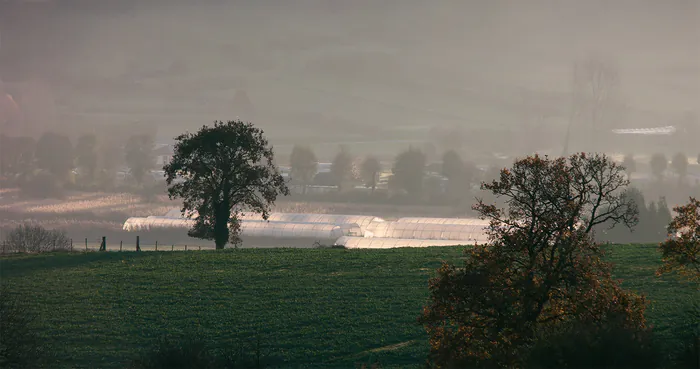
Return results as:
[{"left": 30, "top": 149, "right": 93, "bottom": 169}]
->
[
  {"left": 657, "top": 197, "right": 700, "bottom": 283},
  {"left": 420, "top": 153, "right": 651, "bottom": 368}
]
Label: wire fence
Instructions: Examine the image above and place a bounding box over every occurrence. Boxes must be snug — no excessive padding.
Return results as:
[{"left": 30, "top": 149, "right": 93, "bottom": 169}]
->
[{"left": 0, "top": 236, "right": 217, "bottom": 254}]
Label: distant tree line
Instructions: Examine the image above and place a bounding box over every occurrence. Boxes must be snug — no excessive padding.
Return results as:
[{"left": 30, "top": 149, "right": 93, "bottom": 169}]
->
[
  {"left": 0, "top": 132, "right": 159, "bottom": 198},
  {"left": 287, "top": 144, "right": 498, "bottom": 213},
  {"left": 596, "top": 187, "right": 672, "bottom": 244}
]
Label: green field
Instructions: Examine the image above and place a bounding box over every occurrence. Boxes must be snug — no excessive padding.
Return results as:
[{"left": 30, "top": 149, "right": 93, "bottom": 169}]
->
[{"left": 1, "top": 245, "right": 697, "bottom": 368}]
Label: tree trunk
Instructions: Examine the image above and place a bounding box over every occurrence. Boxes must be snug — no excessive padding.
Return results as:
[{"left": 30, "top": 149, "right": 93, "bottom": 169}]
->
[{"left": 213, "top": 205, "right": 231, "bottom": 250}]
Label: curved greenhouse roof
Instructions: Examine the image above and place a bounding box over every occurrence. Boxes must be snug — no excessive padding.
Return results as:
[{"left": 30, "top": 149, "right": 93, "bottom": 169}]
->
[
  {"left": 241, "top": 220, "right": 363, "bottom": 239},
  {"left": 334, "top": 236, "right": 477, "bottom": 249},
  {"left": 395, "top": 217, "right": 490, "bottom": 226},
  {"left": 160, "top": 209, "right": 384, "bottom": 229},
  {"left": 261, "top": 214, "right": 384, "bottom": 229},
  {"left": 123, "top": 217, "right": 362, "bottom": 239},
  {"left": 366, "top": 222, "right": 488, "bottom": 241},
  {"left": 124, "top": 217, "right": 194, "bottom": 231}
]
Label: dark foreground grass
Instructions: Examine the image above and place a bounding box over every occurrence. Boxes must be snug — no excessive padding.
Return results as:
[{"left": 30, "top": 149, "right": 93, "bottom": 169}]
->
[{"left": 0, "top": 245, "right": 697, "bottom": 368}]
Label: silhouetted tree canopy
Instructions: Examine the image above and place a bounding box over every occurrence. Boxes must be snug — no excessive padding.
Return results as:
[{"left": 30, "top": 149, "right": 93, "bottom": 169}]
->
[
  {"left": 421, "top": 153, "right": 647, "bottom": 368},
  {"left": 598, "top": 188, "right": 671, "bottom": 244},
  {"left": 672, "top": 152, "right": 688, "bottom": 182},
  {"left": 391, "top": 147, "right": 425, "bottom": 197},
  {"left": 330, "top": 146, "right": 353, "bottom": 191},
  {"left": 75, "top": 134, "right": 98, "bottom": 184},
  {"left": 650, "top": 153, "right": 668, "bottom": 180},
  {"left": 125, "top": 134, "right": 155, "bottom": 186},
  {"left": 0, "top": 135, "right": 34, "bottom": 180},
  {"left": 441, "top": 150, "right": 473, "bottom": 205},
  {"left": 35, "top": 132, "right": 73, "bottom": 181},
  {"left": 164, "top": 120, "right": 288, "bottom": 249},
  {"left": 289, "top": 145, "right": 317, "bottom": 194},
  {"left": 360, "top": 156, "right": 381, "bottom": 193}
]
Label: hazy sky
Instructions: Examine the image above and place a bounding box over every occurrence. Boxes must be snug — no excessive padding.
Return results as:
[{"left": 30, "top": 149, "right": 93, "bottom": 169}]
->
[
  {"left": 2, "top": 0, "right": 698, "bottom": 138},
  {"left": 66, "top": 1, "right": 698, "bottom": 105}
]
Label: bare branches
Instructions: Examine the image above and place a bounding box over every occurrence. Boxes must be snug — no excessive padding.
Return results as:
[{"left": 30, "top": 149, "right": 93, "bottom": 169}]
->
[
  {"left": 422, "top": 152, "right": 647, "bottom": 368},
  {"left": 3, "top": 224, "right": 70, "bottom": 253}
]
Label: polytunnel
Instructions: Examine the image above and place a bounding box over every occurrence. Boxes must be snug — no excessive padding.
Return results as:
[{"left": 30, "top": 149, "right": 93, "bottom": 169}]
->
[
  {"left": 334, "top": 236, "right": 478, "bottom": 249},
  {"left": 261, "top": 213, "right": 384, "bottom": 229},
  {"left": 123, "top": 217, "right": 363, "bottom": 239},
  {"left": 395, "top": 217, "right": 490, "bottom": 226},
  {"left": 159, "top": 209, "right": 384, "bottom": 230},
  {"left": 123, "top": 217, "right": 194, "bottom": 231},
  {"left": 366, "top": 222, "right": 489, "bottom": 242},
  {"left": 241, "top": 220, "right": 363, "bottom": 239}
]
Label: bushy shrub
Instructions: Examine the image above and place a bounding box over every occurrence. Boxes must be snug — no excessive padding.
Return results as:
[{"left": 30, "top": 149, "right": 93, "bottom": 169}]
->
[
  {"left": 2, "top": 224, "right": 71, "bottom": 253},
  {"left": 130, "top": 335, "right": 266, "bottom": 369},
  {"left": 0, "top": 285, "right": 48, "bottom": 369}
]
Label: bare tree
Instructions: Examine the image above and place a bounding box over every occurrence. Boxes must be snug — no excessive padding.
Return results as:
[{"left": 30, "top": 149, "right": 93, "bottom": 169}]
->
[{"left": 3, "top": 224, "right": 71, "bottom": 253}]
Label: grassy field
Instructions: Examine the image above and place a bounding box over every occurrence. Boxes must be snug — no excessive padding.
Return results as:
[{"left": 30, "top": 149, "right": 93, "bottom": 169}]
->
[{"left": 1, "top": 244, "right": 697, "bottom": 368}]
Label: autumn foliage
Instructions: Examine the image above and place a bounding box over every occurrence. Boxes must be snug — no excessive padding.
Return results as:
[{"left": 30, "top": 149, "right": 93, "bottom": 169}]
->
[
  {"left": 420, "top": 153, "right": 650, "bottom": 368},
  {"left": 657, "top": 197, "right": 700, "bottom": 283}
]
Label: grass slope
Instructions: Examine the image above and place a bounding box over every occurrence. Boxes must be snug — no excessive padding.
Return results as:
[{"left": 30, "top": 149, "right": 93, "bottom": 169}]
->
[{"left": 1, "top": 245, "right": 697, "bottom": 368}]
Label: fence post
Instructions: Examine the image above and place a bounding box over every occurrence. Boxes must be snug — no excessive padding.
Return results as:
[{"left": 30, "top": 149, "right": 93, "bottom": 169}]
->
[
  {"left": 136, "top": 236, "right": 141, "bottom": 252},
  {"left": 155, "top": 241, "right": 158, "bottom": 251},
  {"left": 85, "top": 238, "right": 88, "bottom": 251},
  {"left": 53, "top": 239, "right": 56, "bottom": 251},
  {"left": 99, "top": 236, "right": 106, "bottom": 252},
  {"left": 120, "top": 241, "right": 123, "bottom": 252},
  {"left": 185, "top": 245, "right": 187, "bottom": 251},
  {"left": 171, "top": 244, "right": 174, "bottom": 251},
  {"left": 198, "top": 246, "right": 201, "bottom": 251},
  {"left": 70, "top": 239, "right": 73, "bottom": 252}
]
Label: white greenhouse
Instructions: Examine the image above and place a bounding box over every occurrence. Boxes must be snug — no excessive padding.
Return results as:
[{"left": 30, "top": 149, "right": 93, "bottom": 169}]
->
[
  {"left": 261, "top": 213, "right": 384, "bottom": 230},
  {"left": 124, "top": 217, "right": 194, "bottom": 231},
  {"left": 395, "top": 217, "right": 490, "bottom": 226},
  {"left": 334, "top": 236, "right": 477, "bottom": 249},
  {"left": 366, "top": 222, "right": 489, "bottom": 242},
  {"left": 123, "top": 217, "right": 362, "bottom": 239},
  {"left": 239, "top": 220, "right": 363, "bottom": 239},
  {"left": 160, "top": 209, "right": 384, "bottom": 230}
]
